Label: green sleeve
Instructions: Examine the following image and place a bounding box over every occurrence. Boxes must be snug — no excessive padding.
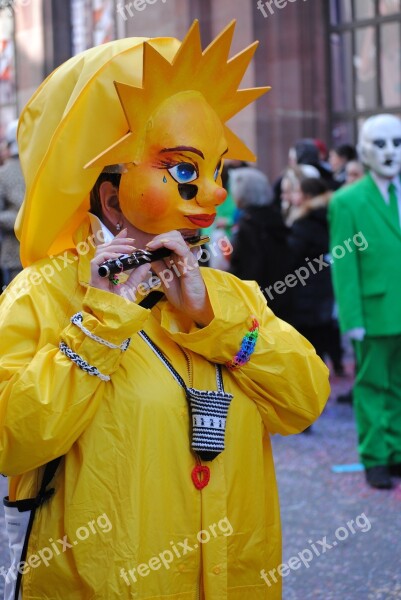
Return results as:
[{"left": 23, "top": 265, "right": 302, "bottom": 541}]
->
[{"left": 328, "top": 194, "right": 364, "bottom": 333}]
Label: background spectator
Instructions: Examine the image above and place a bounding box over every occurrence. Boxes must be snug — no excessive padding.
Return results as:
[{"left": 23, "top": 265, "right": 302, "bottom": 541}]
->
[
  {"left": 229, "top": 167, "right": 293, "bottom": 320},
  {"left": 314, "top": 138, "right": 331, "bottom": 173},
  {"left": 329, "top": 144, "right": 358, "bottom": 188},
  {"left": 272, "top": 138, "right": 334, "bottom": 210},
  {"left": 281, "top": 165, "right": 320, "bottom": 226},
  {"left": 287, "top": 177, "right": 344, "bottom": 374},
  {"left": 0, "top": 119, "right": 25, "bottom": 289},
  {"left": 329, "top": 113, "right": 401, "bottom": 490},
  {"left": 345, "top": 160, "right": 365, "bottom": 186},
  {"left": 291, "top": 138, "right": 335, "bottom": 188}
]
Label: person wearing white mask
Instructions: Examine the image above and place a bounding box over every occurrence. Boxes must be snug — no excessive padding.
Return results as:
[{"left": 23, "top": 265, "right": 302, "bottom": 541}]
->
[{"left": 329, "top": 114, "right": 401, "bottom": 489}]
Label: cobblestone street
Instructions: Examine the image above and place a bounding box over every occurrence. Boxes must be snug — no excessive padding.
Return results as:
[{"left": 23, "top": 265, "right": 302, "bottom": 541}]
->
[{"left": 273, "top": 366, "right": 401, "bottom": 599}]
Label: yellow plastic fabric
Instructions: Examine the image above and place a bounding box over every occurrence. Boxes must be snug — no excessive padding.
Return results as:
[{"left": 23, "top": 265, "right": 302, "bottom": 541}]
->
[{"left": 0, "top": 219, "right": 330, "bottom": 599}]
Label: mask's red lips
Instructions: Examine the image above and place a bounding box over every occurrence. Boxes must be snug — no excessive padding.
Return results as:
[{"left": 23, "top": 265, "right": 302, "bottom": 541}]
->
[{"left": 185, "top": 214, "right": 216, "bottom": 227}]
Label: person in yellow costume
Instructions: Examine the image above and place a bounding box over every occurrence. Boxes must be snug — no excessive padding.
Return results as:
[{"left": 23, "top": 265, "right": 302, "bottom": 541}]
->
[{"left": 0, "top": 21, "right": 329, "bottom": 600}]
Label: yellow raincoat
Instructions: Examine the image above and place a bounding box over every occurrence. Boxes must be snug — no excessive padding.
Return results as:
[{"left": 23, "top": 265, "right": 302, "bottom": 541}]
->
[{"left": 0, "top": 217, "right": 329, "bottom": 599}]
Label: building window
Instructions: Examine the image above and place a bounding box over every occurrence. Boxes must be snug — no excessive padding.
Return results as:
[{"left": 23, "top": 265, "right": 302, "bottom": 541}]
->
[
  {"left": 92, "top": 0, "right": 116, "bottom": 46},
  {"left": 328, "top": 0, "right": 401, "bottom": 145},
  {"left": 71, "top": 0, "right": 116, "bottom": 56}
]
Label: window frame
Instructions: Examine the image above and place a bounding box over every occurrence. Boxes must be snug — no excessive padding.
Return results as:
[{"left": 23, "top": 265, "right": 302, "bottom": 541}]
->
[{"left": 326, "top": 0, "right": 401, "bottom": 145}]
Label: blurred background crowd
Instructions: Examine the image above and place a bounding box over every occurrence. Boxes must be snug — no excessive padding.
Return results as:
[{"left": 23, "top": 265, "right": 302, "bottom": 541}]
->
[{"left": 203, "top": 141, "right": 362, "bottom": 403}]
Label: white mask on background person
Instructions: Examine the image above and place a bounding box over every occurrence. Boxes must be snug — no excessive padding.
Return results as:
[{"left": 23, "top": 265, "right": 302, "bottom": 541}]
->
[{"left": 358, "top": 114, "right": 401, "bottom": 179}]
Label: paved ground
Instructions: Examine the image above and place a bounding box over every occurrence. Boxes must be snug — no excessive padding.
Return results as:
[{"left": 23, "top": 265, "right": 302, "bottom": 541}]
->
[
  {"left": 273, "top": 366, "right": 401, "bottom": 600},
  {"left": 0, "top": 361, "right": 400, "bottom": 599}
]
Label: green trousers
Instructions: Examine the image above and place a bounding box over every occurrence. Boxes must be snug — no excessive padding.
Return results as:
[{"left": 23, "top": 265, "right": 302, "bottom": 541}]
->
[{"left": 353, "top": 336, "right": 401, "bottom": 468}]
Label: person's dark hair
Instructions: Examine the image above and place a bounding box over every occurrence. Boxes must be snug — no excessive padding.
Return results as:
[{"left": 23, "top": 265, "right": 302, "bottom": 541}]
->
[
  {"left": 89, "top": 172, "right": 121, "bottom": 219},
  {"left": 334, "top": 144, "right": 357, "bottom": 162},
  {"left": 294, "top": 139, "right": 319, "bottom": 166},
  {"left": 300, "top": 177, "right": 329, "bottom": 198}
]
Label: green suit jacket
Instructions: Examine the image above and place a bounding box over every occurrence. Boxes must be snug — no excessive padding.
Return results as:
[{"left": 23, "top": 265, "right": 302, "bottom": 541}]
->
[{"left": 328, "top": 173, "right": 401, "bottom": 336}]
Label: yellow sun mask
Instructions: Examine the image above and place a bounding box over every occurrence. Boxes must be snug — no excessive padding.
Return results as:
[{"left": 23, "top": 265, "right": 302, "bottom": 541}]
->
[
  {"left": 116, "top": 91, "right": 229, "bottom": 233},
  {"left": 15, "top": 21, "right": 270, "bottom": 266}
]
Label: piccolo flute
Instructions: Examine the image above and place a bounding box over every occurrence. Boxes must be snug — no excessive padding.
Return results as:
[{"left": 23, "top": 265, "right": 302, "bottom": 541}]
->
[{"left": 98, "top": 235, "right": 210, "bottom": 278}]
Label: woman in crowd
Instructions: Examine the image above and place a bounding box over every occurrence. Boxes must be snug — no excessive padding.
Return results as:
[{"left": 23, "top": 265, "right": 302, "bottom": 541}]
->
[
  {"left": 286, "top": 177, "right": 344, "bottom": 373},
  {"left": 280, "top": 165, "right": 320, "bottom": 226},
  {"left": 229, "top": 166, "right": 293, "bottom": 321}
]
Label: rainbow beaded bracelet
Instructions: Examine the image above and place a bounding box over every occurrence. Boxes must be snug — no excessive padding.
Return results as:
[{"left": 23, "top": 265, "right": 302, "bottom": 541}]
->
[{"left": 225, "top": 317, "right": 259, "bottom": 370}]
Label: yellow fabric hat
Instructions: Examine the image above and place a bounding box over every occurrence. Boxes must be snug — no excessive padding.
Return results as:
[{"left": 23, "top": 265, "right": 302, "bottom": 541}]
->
[{"left": 15, "top": 21, "right": 269, "bottom": 266}]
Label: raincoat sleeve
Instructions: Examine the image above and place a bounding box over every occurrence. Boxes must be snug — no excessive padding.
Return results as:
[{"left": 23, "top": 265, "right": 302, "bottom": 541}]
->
[
  {"left": 0, "top": 275, "right": 148, "bottom": 476},
  {"left": 161, "top": 269, "right": 330, "bottom": 435}
]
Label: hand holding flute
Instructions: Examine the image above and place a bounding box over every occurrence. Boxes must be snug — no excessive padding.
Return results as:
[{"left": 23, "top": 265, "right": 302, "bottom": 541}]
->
[{"left": 90, "top": 229, "right": 213, "bottom": 326}]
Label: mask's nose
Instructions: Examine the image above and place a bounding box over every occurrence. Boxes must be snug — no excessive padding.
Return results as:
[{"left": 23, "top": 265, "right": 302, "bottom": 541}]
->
[
  {"left": 382, "top": 140, "right": 396, "bottom": 156},
  {"left": 195, "top": 182, "right": 227, "bottom": 208},
  {"left": 214, "top": 187, "right": 228, "bottom": 204}
]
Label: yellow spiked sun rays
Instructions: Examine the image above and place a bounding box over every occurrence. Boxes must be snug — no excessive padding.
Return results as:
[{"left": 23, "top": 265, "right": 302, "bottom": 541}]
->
[{"left": 86, "top": 20, "right": 271, "bottom": 170}]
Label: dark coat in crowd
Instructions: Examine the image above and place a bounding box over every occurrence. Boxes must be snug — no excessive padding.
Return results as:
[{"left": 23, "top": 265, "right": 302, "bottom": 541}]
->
[
  {"left": 229, "top": 205, "right": 293, "bottom": 320},
  {"left": 287, "top": 193, "right": 334, "bottom": 329},
  {"left": 0, "top": 156, "right": 25, "bottom": 284}
]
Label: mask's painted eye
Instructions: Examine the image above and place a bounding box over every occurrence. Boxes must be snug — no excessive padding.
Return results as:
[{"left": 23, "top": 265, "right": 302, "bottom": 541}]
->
[
  {"left": 393, "top": 138, "right": 401, "bottom": 147},
  {"left": 373, "top": 139, "right": 386, "bottom": 149},
  {"left": 214, "top": 161, "right": 222, "bottom": 181},
  {"left": 168, "top": 162, "right": 198, "bottom": 184}
]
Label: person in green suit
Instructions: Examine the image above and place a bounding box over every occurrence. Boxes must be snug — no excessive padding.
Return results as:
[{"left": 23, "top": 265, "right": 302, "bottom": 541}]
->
[{"left": 329, "top": 114, "right": 401, "bottom": 490}]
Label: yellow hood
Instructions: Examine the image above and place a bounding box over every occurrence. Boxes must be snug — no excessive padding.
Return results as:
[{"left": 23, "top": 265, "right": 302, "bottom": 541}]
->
[{"left": 15, "top": 36, "right": 179, "bottom": 266}]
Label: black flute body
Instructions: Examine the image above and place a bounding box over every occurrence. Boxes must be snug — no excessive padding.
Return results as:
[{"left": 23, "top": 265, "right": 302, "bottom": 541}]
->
[{"left": 98, "top": 235, "right": 210, "bottom": 278}]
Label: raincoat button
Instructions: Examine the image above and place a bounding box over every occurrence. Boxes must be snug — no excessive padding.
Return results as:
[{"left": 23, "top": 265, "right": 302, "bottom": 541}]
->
[{"left": 212, "top": 565, "right": 221, "bottom": 575}]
